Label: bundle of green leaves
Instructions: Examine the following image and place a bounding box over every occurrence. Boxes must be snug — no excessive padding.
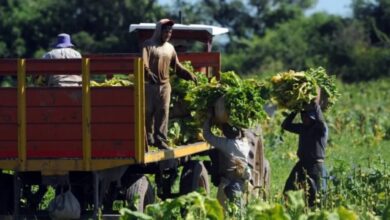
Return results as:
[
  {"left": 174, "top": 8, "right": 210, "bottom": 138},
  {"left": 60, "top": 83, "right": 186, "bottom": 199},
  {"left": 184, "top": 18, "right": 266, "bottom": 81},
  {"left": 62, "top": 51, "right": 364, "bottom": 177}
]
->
[
  {"left": 167, "top": 118, "right": 202, "bottom": 146},
  {"left": 186, "top": 71, "right": 269, "bottom": 128},
  {"left": 170, "top": 63, "right": 268, "bottom": 145},
  {"left": 270, "top": 67, "right": 339, "bottom": 111},
  {"left": 170, "top": 62, "right": 209, "bottom": 117},
  {"left": 270, "top": 70, "right": 317, "bottom": 111},
  {"left": 169, "top": 62, "right": 210, "bottom": 146},
  {"left": 306, "top": 67, "right": 340, "bottom": 110}
]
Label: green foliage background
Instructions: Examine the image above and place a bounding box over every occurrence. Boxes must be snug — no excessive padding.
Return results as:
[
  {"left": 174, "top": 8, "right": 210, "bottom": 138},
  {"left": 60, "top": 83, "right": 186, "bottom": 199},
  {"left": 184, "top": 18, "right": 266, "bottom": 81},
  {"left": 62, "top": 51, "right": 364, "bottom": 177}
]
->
[
  {"left": 120, "top": 78, "right": 390, "bottom": 219},
  {"left": 1, "top": 0, "right": 390, "bottom": 82},
  {"left": 261, "top": 77, "right": 390, "bottom": 218},
  {"left": 1, "top": 0, "right": 390, "bottom": 218}
]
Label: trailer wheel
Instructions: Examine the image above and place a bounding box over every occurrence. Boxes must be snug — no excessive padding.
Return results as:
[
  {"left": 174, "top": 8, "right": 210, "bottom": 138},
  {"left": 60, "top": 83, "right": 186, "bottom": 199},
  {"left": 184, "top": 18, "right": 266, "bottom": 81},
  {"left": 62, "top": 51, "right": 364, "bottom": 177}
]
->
[
  {"left": 126, "top": 175, "right": 155, "bottom": 212},
  {"left": 246, "top": 127, "right": 271, "bottom": 199},
  {"left": 179, "top": 161, "right": 210, "bottom": 195},
  {"left": 250, "top": 139, "right": 269, "bottom": 186},
  {"left": 0, "top": 173, "right": 13, "bottom": 214}
]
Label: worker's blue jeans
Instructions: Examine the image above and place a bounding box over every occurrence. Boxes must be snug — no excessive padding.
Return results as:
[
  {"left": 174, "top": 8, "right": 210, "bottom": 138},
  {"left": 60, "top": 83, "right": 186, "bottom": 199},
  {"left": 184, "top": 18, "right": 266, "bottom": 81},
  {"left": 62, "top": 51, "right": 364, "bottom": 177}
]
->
[{"left": 224, "top": 180, "right": 244, "bottom": 207}]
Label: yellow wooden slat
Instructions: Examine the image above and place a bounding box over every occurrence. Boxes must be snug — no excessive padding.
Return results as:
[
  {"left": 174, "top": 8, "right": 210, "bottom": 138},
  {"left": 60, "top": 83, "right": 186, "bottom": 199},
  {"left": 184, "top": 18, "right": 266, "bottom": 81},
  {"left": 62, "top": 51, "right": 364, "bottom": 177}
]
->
[
  {"left": 134, "top": 58, "right": 146, "bottom": 163},
  {"left": 17, "top": 58, "right": 26, "bottom": 171},
  {"left": 82, "top": 58, "right": 91, "bottom": 170},
  {"left": 144, "top": 142, "right": 211, "bottom": 164},
  {"left": 0, "top": 159, "right": 137, "bottom": 175}
]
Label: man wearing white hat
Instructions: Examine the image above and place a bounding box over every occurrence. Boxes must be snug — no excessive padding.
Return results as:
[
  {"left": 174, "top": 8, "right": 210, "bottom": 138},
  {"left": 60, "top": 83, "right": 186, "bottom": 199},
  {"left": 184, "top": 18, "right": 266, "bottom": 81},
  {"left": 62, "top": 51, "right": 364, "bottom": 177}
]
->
[{"left": 42, "top": 33, "right": 82, "bottom": 86}]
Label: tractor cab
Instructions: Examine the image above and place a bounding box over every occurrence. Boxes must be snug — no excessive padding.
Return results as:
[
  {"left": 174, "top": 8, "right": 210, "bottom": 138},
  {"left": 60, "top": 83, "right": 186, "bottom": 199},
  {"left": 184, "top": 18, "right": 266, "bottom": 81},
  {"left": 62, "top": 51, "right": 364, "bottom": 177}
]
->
[
  {"left": 129, "top": 23, "right": 228, "bottom": 77},
  {"left": 129, "top": 23, "right": 229, "bottom": 52}
]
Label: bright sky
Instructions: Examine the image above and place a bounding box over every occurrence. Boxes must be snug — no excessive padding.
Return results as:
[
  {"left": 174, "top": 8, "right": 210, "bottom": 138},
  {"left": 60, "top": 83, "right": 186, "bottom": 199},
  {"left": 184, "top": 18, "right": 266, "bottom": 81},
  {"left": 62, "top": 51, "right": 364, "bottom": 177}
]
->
[
  {"left": 158, "top": 0, "right": 353, "bottom": 17},
  {"left": 306, "top": 0, "right": 353, "bottom": 17}
]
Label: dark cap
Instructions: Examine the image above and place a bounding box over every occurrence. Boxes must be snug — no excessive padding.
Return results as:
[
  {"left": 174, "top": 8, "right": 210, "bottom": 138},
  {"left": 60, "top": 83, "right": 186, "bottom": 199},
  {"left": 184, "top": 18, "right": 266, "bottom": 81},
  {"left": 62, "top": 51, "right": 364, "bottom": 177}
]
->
[
  {"left": 159, "top": 18, "right": 175, "bottom": 27},
  {"left": 301, "top": 110, "right": 316, "bottom": 120},
  {"left": 222, "top": 123, "right": 241, "bottom": 139}
]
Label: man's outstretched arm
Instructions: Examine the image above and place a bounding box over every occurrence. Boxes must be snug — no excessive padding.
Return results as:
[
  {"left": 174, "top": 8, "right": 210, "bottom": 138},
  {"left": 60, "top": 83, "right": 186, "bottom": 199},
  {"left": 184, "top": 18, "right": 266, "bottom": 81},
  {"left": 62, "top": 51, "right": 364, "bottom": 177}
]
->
[{"left": 281, "top": 112, "right": 301, "bottom": 134}]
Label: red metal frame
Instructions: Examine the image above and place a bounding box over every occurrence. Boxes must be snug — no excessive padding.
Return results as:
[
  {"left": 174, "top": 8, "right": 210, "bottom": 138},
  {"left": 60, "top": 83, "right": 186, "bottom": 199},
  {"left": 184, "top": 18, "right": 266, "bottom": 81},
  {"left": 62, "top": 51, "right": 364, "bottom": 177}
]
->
[
  {"left": 85, "top": 52, "right": 221, "bottom": 78},
  {"left": 0, "top": 58, "right": 138, "bottom": 159},
  {"left": 178, "top": 52, "right": 220, "bottom": 79},
  {"left": 0, "top": 59, "right": 18, "bottom": 75},
  {"left": 0, "top": 53, "right": 220, "bottom": 169}
]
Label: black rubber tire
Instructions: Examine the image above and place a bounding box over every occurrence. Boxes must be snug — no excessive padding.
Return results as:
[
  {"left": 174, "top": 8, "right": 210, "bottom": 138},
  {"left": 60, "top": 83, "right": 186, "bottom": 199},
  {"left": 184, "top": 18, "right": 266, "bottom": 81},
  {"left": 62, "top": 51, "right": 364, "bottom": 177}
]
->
[
  {"left": 0, "top": 173, "right": 14, "bottom": 214},
  {"left": 179, "top": 160, "right": 210, "bottom": 195},
  {"left": 126, "top": 175, "right": 155, "bottom": 212}
]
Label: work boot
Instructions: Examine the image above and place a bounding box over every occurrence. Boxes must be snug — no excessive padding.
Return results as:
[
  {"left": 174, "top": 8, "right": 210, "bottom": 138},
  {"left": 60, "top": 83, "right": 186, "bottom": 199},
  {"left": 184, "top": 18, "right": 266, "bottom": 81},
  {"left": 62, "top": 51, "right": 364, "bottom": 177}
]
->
[
  {"left": 157, "top": 142, "right": 170, "bottom": 150},
  {"left": 147, "top": 136, "right": 155, "bottom": 146}
]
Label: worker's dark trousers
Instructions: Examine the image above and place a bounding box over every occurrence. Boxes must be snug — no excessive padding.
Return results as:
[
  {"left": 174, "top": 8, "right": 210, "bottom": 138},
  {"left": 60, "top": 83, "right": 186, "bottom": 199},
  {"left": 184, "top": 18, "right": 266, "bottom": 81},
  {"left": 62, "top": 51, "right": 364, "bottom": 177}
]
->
[
  {"left": 283, "top": 160, "right": 327, "bottom": 207},
  {"left": 145, "top": 82, "right": 171, "bottom": 147},
  {"left": 224, "top": 180, "right": 244, "bottom": 207}
]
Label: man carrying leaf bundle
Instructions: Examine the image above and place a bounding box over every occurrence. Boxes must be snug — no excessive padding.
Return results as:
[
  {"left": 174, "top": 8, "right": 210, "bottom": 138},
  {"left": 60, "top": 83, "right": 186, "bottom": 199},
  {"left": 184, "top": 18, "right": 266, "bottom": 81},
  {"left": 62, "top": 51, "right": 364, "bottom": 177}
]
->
[
  {"left": 203, "top": 114, "right": 251, "bottom": 209},
  {"left": 281, "top": 90, "right": 328, "bottom": 207},
  {"left": 142, "top": 18, "right": 197, "bottom": 150}
]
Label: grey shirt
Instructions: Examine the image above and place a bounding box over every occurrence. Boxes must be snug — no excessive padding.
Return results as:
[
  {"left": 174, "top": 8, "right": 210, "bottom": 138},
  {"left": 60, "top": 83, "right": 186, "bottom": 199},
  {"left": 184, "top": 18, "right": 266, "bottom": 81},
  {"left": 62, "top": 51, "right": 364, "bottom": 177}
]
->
[
  {"left": 203, "top": 120, "right": 251, "bottom": 180},
  {"left": 42, "top": 48, "right": 82, "bottom": 86}
]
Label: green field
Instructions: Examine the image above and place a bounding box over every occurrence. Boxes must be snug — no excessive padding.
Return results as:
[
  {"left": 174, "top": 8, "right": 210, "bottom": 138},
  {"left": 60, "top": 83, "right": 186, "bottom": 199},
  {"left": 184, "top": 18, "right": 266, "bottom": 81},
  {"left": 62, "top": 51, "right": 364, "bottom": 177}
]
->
[
  {"left": 264, "top": 77, "right": 390, "bottom": 195},
  {"left": 3, "top": 76, "right": 388, "bottom": 219},
  {"left": 122, "top": 78, "right": 390, "bottom": 219},
  {"left": 260, "top": 78, "right": 390, "bottom": 217}
]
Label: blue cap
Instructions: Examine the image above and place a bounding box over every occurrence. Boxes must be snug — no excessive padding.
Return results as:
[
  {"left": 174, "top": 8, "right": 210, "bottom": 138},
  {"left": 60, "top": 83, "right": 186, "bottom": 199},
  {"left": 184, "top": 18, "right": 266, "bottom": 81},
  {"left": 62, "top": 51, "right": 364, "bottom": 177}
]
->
[{"left": 55, "top": 33, "right": 74, "bottom": 48}]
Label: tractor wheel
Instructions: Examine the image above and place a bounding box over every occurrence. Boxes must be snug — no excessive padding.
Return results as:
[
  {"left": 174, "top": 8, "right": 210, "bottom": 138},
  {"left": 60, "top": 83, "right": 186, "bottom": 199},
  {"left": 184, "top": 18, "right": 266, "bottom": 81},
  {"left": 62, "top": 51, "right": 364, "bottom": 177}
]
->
[
  {"left": 179, "top": 161, "right": 210, "bottom": 195},
  {"left": 126, "top": 175, "right": 155, "bottom": 212}
]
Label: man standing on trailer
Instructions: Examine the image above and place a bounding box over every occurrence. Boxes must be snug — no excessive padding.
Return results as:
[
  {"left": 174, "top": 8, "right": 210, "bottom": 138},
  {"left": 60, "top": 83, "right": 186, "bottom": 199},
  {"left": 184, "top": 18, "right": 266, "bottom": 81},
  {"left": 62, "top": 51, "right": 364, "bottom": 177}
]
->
[
  {"left": 142, "top": 18, "right": 197, "bottom": 150},
  {"left": 42, "top": 33, "right": 82, "bottom": 86}
]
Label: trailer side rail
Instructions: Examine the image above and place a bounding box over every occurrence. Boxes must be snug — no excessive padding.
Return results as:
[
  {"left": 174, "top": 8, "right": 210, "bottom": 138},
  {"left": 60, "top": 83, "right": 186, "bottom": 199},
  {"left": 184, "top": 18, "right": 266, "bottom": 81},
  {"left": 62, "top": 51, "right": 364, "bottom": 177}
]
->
[
  {"left": 0, "top": 57, "right": 144, "bottom": 175},
  {"left": 0, "top": 53, "right": 219, "bottom": 175}
]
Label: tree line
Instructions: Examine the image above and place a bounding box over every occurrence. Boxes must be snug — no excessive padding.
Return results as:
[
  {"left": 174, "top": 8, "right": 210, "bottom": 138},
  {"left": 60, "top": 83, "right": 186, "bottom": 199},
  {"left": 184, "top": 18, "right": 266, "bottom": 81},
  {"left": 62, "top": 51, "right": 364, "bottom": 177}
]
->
[{"left": 0, "top": 0, "right": 389, "bottom": 82}]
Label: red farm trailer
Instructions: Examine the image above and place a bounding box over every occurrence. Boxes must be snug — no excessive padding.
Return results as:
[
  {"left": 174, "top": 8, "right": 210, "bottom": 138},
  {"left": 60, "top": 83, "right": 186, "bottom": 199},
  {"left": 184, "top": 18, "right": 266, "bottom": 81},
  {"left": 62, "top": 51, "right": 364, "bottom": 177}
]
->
[{"left": 0, "top": 23, "right": 269, "bottom": 218}]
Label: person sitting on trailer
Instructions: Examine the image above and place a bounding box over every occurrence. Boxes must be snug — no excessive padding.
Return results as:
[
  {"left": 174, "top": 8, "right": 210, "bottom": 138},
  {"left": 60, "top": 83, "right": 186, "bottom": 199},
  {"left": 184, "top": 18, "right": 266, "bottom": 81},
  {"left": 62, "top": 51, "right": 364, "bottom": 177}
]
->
[
  {"left": 42, "top": 33, "right": 82, "bottom": 86},
  {"left": 202, "top": 115, "right": 251, "bottom": 209},
  {"left": 142, "top": 18, "right": 197, "bottom": 150}
]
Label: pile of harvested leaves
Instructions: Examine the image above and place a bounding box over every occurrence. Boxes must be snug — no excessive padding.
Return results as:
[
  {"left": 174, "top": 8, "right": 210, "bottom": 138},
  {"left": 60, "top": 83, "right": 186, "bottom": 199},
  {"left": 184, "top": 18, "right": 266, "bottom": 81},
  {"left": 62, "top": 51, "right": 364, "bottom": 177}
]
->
[
  {"left": 185, "top": 71, "right": 269, "bottom": 128},
  {"left": 270, "top": 67, "right": 339, "bottom": 111}
]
